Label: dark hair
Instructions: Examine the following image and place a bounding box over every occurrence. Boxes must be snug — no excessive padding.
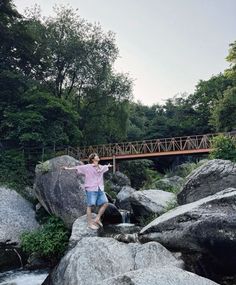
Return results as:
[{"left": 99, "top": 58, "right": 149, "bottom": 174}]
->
[{"left": 88, "top": 153, "right": 98, "bottom": 163}]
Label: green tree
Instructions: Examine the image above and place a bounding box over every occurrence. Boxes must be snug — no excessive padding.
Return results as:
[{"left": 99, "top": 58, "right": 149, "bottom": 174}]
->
[
  {"left": 127, "top": 102, "right": 155, "bottom": 141},
  {"left": 225, "top": 40, "right": 236, "bottom": 82},
  {"left": 188, "top": 74, "right": 233, "bottom": 133},
  {"left": 210, "top": 135, "right": 236, "bottom": 162},
  {"left": 0, "top": 0, "right": 42, "bottom": 74},
  {"left": 119, "top": 159, "right": 155, "bottom": 189},
  {"left": 210, "top": 87, "right": 236, "bottom": 131},
  {"left": 24, "top": 5, "right": 133, "bottom": 144},
  {"left": 0, "top": 83, "right": 81, "bottom": 146},
  {"left": 144, "top": 96, "right": 198, "bottom": 139}
]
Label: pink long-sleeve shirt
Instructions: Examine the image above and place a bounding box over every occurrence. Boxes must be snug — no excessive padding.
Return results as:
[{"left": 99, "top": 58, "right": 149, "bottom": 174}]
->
[{"left": 75, "top": 164, "right": 109, "bottom": 191}]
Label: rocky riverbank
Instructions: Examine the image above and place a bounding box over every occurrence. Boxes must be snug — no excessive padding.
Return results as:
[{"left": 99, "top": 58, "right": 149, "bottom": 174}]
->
[{"left": 1, "top": 156, "right": 236, "bottom": 284}]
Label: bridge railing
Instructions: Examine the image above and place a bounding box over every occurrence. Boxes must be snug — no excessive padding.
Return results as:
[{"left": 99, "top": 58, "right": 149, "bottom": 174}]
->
[{"left": 76, "top": 132, "right": 230, "bottom": 160}]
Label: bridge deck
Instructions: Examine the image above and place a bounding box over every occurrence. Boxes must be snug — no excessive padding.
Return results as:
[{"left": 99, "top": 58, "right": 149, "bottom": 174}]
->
[
  {"left": 81, "top": 148, "right": 211, "bottom": 161},
  {"left": 66, "top": 132, "right": 235, "bottom": 161}
]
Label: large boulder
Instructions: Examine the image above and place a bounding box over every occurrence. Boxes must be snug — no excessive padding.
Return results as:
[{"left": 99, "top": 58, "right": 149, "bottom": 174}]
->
[
  {"left": 106, "top": 171, "right": 131, "bottom": 194},
  {"left": 130, "top": 190, "right": 176, "bottom": 219},
  {"left": 139, "top": 188, "right": 236, "bottom": 280},
  {"left": 51, "top": 237, "right": 183, "bottom": 285},
  {"left": 0, "top": 187, "right": 39, "bottom": 244},
  {"left": 0, "top": 187, "right": 39, "bottom": 268},
  {"left": 115, "top": 186, "right": 136, "bottom": 211},
  {"left": 34, "top": 155, "right": 87, "bottom": 227},
  {"left": 99, "top": 266, "right": 219, "bottom": 285},
  {"left": 177, "top": 159, "right": 236, "bottom": 204}
]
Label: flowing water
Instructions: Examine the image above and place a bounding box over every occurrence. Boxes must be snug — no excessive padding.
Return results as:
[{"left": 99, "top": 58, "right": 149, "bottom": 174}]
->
[
  {"left": 0, "top": 269, "right": 48, "bottom": 285},
  {"left": 119, "top": 209, "right": 130, "bottom": 223}
]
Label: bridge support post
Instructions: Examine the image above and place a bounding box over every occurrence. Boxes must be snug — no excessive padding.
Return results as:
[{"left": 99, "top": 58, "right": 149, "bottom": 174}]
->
[{"left": 112, "top": 155, "right": 116, "bottom": 174}]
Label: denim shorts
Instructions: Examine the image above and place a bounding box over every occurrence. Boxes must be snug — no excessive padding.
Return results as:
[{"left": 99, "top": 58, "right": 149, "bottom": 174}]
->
[{"left": 85, "top": 188, "right": 108, "bottom": 206}]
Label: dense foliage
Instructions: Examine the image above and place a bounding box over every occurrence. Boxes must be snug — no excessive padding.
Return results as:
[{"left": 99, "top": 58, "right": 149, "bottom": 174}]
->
[
  {"left": 210, "top": 135, "right": 236, "bottom": 162},
  {"left": 20, "top": 216, "right": 70, "bottom": 263},
  {"left": 119, "top": 159, "right": 156, "bottom": 189},
  {"left": 0, "top": 1, "right": 236, "bottom": 190},
  {"left": 126, "top": 70, "right": 235, "bottom": 141},
  {"left": 0, "top": 1, "right": 132, "bottom": 187},
  {"left": 0, "top": 149, "right": 30, "bottom": 191},
  {"left": 0, "top": 2, "right": 132, "bottom": 148}
]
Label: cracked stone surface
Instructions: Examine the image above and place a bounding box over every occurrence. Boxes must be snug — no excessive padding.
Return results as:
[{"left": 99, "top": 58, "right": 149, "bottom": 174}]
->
[
  {"left": 99, "top": 266, "right": 219, "bottom": 285},
  {"left": 34, "top": 155, "right": 87, "bottom": 228},
  {"left": 177, "top": 159, "right": 236, "bottom": 204},
  {"left": 139, "top": 188, "right": 236, "bottom": 252},
  {"left": 51, "top": 237, "right": 183, "bottom": 285},
  {"left": 0, "top": 187, "right": 39, "bottom": 269},
  {"left": 0, "top": 187, "right": 39, "bottom": 244},
  {"left": 138, "top": 187, "right": 236, "bottom": 281},
  {"left": 130, "top": 189, "right": 177, "bottom": 218}
]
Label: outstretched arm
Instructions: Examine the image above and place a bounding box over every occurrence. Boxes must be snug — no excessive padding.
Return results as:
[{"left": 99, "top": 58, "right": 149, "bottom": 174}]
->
[
  {"left": 100, "top": 163, "right": 113, "bottom": 173},
  {"left": 61, "top": 166, "right": 77, "bottom": 170},
  {"left": 62, "top": 164, "right": 87, "bottom": 174}
]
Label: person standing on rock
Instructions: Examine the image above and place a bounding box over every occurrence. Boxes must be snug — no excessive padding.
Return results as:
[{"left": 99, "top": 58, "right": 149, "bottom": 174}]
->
[{"left": 62, "top": 153, "right": 112, "bottom": 230}]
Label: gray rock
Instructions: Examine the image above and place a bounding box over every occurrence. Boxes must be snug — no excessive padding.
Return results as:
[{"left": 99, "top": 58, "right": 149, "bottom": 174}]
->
[
  {"left": 115, "top": 186, "right": 136, "bottom": 210},
  {"left": 177, "top": 159, "right": 236, "bottom": 204},
  {"left": 101, "top": 223, "right": 141, "bottom": 235},
  {"left": 106, "top": 171, "right": 131, "bottom": 193},
  {"left": 34, "top": 155, "right": 87, "bottom": 227},
  {"left": 139, "top": 188, "right": 236, "bottom": 277},
  {"left": 51, "top": 237, "right": 183, "bottom": 285},
  {"left": 99, "top": 266, "right": 219, "bottom": 285},
  {"left": 130, "top": 190, "right": 176, "bottom": 218},
  {"left": 140, "top": 188, "right": 236, "bottom": 249},
  {"left": 102, "top": 203, "right": 122, "bottom": 225},
  {"left": 0, "top": 187, "right": 39, "bottom": 269},
  {"left": 69, "top": 214, "right": 99, "bottom": 247},
  {"left": 0, "top": 187, "right": 39, "bottom": 244},
  {"left": 100, "top": 223, "right": 141, "bottom": 243}
]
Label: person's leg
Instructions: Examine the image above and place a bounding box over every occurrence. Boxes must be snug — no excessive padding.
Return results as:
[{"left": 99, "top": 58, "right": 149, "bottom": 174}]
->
[
  {"left": 94, "top": 189, "right": 109, "bottom": 226},
  {"left": 85, "top": 191, "right": 99, "bottom": 229},
  {"left": 86, "top": 206, "right": 93, "bottom": 225},
  {"left": 94, "top": 203, "right": 108, "bottom": 225}
]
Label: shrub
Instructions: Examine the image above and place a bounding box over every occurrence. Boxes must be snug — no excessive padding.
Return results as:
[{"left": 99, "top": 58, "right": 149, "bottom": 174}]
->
[
  {"left": 36, "top": 160, "right": 51, "bottom": 173},
  {"left": 119, "top": 159, "right": 156, "bottom": 189},
  {"left": 210, "top": 134, "right": 236, "bottom": 162},
  {"left": 20, "top": 216, "right": 70, "bottom": 264},
  {"left": 141, "top": 169, "right": 163, "bottom": 189},
  {"left": 165, "top": 162, "right": 197, "bottom": 178}
]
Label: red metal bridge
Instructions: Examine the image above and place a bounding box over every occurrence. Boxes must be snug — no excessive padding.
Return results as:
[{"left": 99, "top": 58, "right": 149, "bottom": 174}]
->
[{"left": 66, "top": 132, "right": 236, "bottom": 165}]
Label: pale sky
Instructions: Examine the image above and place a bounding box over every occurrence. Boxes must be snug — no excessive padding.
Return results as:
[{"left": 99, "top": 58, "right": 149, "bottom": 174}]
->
[{"left": 14, "top": 0, "right": 236, "bottom": 106}]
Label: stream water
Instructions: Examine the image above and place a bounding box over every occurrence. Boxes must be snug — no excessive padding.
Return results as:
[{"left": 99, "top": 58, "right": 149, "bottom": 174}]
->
[{"left": 0, "top": 269, "right": 48, "bottom": 285}]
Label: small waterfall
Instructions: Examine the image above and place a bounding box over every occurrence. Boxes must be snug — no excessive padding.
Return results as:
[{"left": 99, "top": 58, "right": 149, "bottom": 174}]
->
[{"left": 119, "top": 210, "right": 130, "bottom": 223}]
